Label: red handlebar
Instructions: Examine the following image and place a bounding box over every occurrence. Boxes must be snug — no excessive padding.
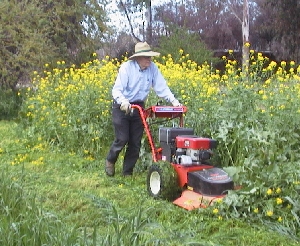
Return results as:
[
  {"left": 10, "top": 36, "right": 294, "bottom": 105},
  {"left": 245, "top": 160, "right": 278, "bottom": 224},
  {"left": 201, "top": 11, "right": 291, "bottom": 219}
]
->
[{"left": 131, "top": 105, "right": 187, "bottom": 162}]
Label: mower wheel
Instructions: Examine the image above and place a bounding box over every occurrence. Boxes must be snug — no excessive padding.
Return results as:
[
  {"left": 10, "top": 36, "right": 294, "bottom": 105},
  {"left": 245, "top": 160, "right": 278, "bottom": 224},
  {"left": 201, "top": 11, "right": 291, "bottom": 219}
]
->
[{"left": 147, "top": 161, "right": 180, "bottom": 201}]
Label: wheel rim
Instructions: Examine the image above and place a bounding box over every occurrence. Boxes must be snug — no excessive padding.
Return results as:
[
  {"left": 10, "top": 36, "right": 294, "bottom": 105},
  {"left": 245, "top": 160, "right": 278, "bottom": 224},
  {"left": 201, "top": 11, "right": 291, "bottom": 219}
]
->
[{"left": 149, "top": 171, "right": 161, "bottom": 195}]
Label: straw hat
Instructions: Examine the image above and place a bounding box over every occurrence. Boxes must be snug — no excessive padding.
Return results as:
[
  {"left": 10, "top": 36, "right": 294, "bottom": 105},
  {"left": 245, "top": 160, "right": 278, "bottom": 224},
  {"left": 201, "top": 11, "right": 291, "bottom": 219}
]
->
[{"left": 129, "top": 42, "right": 160, "bottom": 59}]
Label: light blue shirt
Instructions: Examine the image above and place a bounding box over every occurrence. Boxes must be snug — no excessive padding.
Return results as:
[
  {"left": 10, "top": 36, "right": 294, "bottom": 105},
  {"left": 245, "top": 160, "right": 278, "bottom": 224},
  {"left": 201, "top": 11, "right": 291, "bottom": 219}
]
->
[{"left": 112, "top": 60, "right": 176, "bottom": 104}]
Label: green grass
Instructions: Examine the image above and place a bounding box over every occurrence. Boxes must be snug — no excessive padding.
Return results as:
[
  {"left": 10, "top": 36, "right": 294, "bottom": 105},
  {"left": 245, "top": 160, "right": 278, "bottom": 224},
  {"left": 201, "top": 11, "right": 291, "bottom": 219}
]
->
[{"left": 0, "top": 120, "right": 299, "bottom": 246}]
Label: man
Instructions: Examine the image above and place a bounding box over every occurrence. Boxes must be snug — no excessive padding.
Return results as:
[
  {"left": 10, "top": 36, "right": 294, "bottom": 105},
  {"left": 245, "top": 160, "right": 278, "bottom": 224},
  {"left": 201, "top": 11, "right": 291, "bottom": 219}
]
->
[{"left": 105, "top": 42, "right": 181, "bottom": 177}]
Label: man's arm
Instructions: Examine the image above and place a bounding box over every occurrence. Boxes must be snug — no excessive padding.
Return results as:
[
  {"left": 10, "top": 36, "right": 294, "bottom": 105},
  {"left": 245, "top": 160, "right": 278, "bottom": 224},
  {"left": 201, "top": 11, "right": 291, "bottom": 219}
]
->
[
  {"left": 112, "top": 64, "right": 128, "bottom": 104},
  {"left": 151, "top": 63, "right": 177, "bottom": 103}
]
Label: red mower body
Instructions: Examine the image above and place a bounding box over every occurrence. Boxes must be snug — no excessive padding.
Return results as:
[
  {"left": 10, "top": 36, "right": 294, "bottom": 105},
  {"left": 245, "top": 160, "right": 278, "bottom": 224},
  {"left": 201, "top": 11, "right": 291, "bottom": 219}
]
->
[{"left": 131, "top": 105, "right": 234, "bottom": 210}]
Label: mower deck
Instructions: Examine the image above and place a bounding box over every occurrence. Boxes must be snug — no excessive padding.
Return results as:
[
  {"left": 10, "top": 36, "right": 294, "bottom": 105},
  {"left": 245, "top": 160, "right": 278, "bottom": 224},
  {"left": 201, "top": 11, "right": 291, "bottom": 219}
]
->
[{"left": 173, "top": 190, "right": 224, "bottom": 210}]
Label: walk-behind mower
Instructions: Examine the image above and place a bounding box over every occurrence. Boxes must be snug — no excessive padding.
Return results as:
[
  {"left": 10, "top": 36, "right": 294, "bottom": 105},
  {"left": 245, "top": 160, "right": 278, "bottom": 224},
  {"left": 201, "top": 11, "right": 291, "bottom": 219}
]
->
[{"left": 131, "top": 104, "right": 234, "bottom": 210}]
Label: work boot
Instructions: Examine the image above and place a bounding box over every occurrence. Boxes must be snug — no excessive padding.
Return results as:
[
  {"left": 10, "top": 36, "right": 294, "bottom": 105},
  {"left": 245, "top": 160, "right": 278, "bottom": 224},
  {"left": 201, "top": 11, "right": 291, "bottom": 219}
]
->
[{"left": 105, "top": 160, "right": 115, "bottom": 177}]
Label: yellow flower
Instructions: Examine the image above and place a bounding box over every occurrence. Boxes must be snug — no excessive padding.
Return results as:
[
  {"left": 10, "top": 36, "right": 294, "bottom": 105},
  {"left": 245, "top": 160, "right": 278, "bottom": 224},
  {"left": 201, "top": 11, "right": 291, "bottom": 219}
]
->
[
  {"left": 269, "top": 61, "right": 277, "bottom": 68},
  {"left": 213, "top": 208, "right": 219, "bottom": 214},
  {"left": 85, "top": 156, "right": 94, "bottom": 161},
  {"left": 253, "top": 208, "right": 259, "bottom": 213},
  {"left": 244, "top": 42, "right": 251, "bottom": 47},
  {"left": 276, "top": 198, "right": 283, "bottom": 205},
  {"left": 275, "top": 187, "right": 281, "bottom": 194},
  {"left": 266, "top": 210, "right": 273, "bottom": 216},
  {"left": 216, "top": 198, "right": 223, "bottom": 204},
  {"left": 278, "top": 216, "right": 282, "bottom": 222},
  {"left": 280, "top": 61, "right": 286, "bottom": 67},
  {"left": 266, "top": 188, "right": 273, "bottom": 195},
  {"left": 279, "top": 105, "right": 285, "bottom": 110}
]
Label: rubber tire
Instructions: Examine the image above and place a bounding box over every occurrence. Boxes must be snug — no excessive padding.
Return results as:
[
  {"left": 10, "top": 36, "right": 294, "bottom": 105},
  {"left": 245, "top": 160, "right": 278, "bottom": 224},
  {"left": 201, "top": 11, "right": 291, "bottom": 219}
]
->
[{"left": 146, "top": 161, "right": 180, "bottom": 201}]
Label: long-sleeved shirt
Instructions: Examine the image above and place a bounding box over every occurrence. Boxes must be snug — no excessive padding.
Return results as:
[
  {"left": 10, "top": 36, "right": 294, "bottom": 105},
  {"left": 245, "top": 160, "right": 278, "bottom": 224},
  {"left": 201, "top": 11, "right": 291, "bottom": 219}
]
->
[{"left": 112, "top": 60, "right": 176, "bottom": 104}]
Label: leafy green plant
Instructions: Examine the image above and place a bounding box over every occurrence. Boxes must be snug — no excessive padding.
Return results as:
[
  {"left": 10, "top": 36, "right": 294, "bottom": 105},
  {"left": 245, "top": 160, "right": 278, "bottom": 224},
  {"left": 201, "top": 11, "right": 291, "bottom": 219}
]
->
[{"left": 157, "top": 26, "right": 218, "bottom": 66}]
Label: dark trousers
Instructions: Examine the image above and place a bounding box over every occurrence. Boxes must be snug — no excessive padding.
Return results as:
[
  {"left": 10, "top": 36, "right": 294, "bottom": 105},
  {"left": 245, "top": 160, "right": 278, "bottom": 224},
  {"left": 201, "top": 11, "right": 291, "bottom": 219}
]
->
[{"left": 106, "top": 102, "right": 144, "bottom": 175}]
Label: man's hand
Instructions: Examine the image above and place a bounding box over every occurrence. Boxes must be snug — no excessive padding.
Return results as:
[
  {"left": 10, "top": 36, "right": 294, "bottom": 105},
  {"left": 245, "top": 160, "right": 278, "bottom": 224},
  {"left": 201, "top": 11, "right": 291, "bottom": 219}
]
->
[
  {"left": 171, "top": 99, "right": 182, "bottom": 107},
  {"left": 120, "top": 99, "right": 131, "bottom": 114}
]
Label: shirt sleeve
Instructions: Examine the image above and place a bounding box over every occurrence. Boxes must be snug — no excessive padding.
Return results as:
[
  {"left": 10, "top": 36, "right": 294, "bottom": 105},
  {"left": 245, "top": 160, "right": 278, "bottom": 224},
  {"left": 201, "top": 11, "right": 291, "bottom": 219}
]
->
[
  {"left": 112, "top": 63, "right": 128, "bottom": 104},
  {"left": 151, "top": 63, "right": 176, "bottom": 103}
]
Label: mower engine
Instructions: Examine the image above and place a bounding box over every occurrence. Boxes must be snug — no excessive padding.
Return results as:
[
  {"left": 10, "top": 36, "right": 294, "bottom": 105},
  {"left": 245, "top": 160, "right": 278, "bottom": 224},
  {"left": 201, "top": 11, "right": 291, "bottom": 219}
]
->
[
  {"left": 158, "top": 127, "right": 216, "bottom": 165},
  {"left": 175, "top": 135, "right": 217, "bottom": 165}
]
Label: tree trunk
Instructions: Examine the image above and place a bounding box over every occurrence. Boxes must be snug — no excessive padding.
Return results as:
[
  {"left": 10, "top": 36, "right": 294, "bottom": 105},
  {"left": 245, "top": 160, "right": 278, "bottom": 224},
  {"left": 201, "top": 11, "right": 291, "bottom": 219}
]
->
[
  {"left": 242, "top": 0, "right": 249, "bottom": 70},
  {"left": 146, "top": 0, "right": 152, "bottom": 44}
]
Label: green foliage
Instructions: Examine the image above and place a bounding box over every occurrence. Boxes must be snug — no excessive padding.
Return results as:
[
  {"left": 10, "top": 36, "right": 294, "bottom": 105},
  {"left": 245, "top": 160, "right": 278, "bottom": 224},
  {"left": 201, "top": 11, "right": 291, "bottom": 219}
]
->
[
  {"left": 0, "top": 0, "right": 108, "bottom": 89},
  {"left": 0, "top": 88, "right": 23, "bottom": 119},
  {"left": 0, "top": 170, "right": 88, "bottom": 245},
  {"left": 184, "top": 59, "right": 300, "bottom": 238},
  {"left": 0, "top": 120, "right": 299, "bottom": 245},
  {"left": 0, "top": 0, "right": 52, "bottom": 89},
  {"left": 157, "top": 26, "right": 218, "bottom": 65},
  {"left": 17, "top": 51, "right": 300, "bottom": 240},
  {"left": 92, "top": 200, "right": 163, "bottom": 246},
  {"left": 19, "top": 58, "right": 116, "bottom": 158}
]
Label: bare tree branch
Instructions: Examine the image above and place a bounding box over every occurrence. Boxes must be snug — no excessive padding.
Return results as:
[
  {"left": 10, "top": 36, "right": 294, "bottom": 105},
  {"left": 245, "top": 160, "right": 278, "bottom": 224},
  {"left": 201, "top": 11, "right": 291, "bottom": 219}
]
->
[
  {"left": 119, "top": 0, "right": 142, "bottom": 42},
  {"left": 226, "top": 0, "right": 242, "bottom": 24}
]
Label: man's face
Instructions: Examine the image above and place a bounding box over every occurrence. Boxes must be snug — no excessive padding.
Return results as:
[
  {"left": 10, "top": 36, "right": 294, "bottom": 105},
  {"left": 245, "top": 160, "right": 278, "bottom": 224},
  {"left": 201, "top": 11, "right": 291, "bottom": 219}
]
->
[{"left": 136, "top": 56, "right": 152, "bottom": 70}]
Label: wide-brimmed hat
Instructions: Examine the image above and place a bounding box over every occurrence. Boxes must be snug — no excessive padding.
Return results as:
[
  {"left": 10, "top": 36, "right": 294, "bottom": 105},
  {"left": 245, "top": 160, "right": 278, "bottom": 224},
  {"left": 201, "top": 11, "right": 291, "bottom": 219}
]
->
[{"left": 128, "top": 42, "right": 160, "bottom": 59}]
